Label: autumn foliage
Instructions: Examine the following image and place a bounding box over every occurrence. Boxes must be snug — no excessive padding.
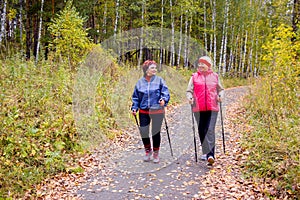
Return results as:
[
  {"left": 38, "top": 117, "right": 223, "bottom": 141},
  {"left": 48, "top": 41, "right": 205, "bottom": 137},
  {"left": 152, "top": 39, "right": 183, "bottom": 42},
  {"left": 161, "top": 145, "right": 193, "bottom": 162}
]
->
[{"left": 244, "top": 24, "right": 300, "bottom": 198}]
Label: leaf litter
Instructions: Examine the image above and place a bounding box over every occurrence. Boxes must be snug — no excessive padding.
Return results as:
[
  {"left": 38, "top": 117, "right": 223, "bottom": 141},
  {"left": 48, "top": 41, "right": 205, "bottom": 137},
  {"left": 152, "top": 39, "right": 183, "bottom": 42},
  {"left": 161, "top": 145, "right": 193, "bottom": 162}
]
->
[{"left": 22, "top": 87, "right": 279, "bottom": 199}]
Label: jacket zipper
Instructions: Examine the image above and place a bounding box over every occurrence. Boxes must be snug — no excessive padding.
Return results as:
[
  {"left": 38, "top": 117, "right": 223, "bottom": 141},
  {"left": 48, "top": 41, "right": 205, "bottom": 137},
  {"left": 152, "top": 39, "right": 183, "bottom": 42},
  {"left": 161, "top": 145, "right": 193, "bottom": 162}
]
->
[
  {"left": 147, "top": 81, "right": 150, "bottom": 109},
  {"left": 204, "top": 75, "right": 207, "bottom": 111}
]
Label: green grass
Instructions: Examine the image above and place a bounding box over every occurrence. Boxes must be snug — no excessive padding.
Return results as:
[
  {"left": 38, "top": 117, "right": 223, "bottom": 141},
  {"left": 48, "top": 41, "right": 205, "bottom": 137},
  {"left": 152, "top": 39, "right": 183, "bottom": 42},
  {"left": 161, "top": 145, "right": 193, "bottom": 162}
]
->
[
  {"left": 0, "top": 58, "right": 82, "bottom": 198},
  {"left": 240, "top": 78, "right": 300, "bottom": 199}
]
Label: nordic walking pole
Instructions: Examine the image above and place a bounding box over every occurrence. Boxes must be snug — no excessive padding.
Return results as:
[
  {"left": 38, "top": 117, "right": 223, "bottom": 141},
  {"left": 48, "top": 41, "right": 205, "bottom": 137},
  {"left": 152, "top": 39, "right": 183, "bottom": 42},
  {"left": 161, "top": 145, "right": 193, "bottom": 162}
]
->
[
  {"left": 134, "top": 114, "right": 139, "bottom": 128},
  {"left": 219, "top": 95, "right": 226, "bottom": 154},
  {"left": 161, "top": 105, "right": 173, "bottom": 157},
  {"left": 164, "top": 112, "right": 173, "bottom": 157},
  {"left": 190, "top": 104, "right": 198, "bottom": 162}
]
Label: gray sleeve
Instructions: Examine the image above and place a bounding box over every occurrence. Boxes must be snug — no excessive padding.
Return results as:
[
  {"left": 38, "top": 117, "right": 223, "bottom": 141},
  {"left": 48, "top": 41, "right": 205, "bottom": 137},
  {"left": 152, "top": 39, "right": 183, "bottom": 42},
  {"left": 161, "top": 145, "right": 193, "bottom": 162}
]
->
[{"left": 186, "top": 77, "right": 194, "bottom": 100}]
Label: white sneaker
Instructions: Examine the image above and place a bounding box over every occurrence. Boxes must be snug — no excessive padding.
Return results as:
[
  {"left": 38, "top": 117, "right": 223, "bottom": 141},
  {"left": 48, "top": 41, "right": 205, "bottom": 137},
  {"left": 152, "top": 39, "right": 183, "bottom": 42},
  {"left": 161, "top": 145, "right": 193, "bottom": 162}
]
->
[
  {"left": 153, "top": 151, "right": 160, "bottom": 163},
  {"left": 201, "top": 154, "right": 207, "bottom": 161},
  {"left": 143, "top": 150, "right": 152, "bottom": 162},
  {"left": 207, "top": 156, "right": 215, "bottom": 165}
]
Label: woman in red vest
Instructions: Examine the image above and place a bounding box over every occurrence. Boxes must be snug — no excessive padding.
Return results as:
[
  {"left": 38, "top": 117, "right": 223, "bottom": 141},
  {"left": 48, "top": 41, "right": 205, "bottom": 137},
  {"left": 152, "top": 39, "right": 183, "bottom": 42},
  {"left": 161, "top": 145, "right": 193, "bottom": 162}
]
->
[{"left": 186, "top": 56, "right": 224, "bottom": 166}]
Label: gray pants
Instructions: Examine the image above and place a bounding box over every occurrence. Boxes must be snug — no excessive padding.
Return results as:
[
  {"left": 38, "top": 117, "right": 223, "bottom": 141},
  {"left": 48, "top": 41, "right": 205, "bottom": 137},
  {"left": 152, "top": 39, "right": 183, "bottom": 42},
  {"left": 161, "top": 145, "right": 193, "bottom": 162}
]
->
[{"left": 194, "top": 111, "right": 218, "bottom": 159}]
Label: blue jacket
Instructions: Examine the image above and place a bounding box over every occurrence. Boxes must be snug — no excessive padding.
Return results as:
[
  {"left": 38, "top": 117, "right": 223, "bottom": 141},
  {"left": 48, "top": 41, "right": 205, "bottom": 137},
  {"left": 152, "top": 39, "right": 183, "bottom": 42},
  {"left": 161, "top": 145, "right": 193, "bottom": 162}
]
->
[{"left": 131, "top": 75, "right": 170, "bottom": 111}]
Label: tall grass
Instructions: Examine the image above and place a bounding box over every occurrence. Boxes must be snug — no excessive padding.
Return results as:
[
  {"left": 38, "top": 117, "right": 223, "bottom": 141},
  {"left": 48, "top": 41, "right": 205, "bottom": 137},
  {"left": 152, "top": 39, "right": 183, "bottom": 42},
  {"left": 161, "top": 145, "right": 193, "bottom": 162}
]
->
[
  {"left": 0, "top": 57, "right": 82, "bottom": 198},
  {"left": 241, "top": 25, "right": 300, "bottom": 198}
]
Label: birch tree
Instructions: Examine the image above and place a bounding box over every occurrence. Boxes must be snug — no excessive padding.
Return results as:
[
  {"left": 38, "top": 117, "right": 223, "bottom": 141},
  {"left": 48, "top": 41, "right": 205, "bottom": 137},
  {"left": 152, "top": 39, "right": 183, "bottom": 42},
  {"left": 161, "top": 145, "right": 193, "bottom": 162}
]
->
[
  {"left": 169, "top": 0, "right": 175, "bottom": 66},
  {"left": 160, "top": 0, "right": 164, "bottom": 69},
  {"left": 137, "top": 1, "right": 145, "bottom": 67},
  {"left": 218, "top": 0, "right": 229, "bottom": 75},
  {"left": 210, "top": 0, "right": 217, "bottom": 67},
  {"left": 35, "top": 0, "right": 45, "bottom": 63},
  {"left": 0, "top": 0, "right": 7, "bottom": 43}
]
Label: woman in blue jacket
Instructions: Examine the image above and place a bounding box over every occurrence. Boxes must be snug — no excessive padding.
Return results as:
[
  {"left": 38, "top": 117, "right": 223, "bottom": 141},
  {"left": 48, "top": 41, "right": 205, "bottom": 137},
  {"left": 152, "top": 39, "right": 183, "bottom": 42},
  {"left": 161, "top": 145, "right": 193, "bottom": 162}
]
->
[{"left": 131, "top": 60, "right": 170, "bottom": 163}]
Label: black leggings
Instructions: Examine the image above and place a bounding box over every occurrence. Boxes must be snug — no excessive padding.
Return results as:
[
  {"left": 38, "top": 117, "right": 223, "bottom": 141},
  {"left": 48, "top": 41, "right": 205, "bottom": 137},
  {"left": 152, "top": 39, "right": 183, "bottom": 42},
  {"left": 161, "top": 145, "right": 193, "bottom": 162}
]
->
[{"left": 139, "top": 113, "right": 164, "bottom": 151}]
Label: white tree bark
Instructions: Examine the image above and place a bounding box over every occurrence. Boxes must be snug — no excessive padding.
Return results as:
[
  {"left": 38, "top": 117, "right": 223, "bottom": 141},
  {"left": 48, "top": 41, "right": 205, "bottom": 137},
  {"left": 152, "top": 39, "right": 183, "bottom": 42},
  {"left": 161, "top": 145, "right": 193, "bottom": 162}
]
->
[
  {"left": 242, "top": 31, "right": 248, "bottom": 77},
  {"left": 222, "top": 0, "right": 229, "bottom": 75},
  {"left": 210, "top": 0, "right": 217, "bottom": 67},
  {"left": 169, "top": 0, "right": 175, "bottom": 66},
  {"left": 35, "top": 0, "right": 45, "bottom": 63},
  {"left": 183, "top": 12, "right": 189, "bottom": 67},
  {"left": 113, "top": 0, "right": 119, "bottom": 36},
  {"left": 0, "top": 0, "right": 7, "bottom": 43},
  {"left": 19, "top": 0, "right": 23, "bottom": 52},
  {"left": 102, "top": 2, "right": 107, "bottom": 35},
  {"left": 138, "top": 2, "right": 145, "bottom": 67},
  {"left": 228, "top": 24, "right": 235, "bottom": 73},
  {"left": 160, "top": 0, "right": 164, "bottom": 68},
  {"left": 177, "top": 9, "right": 183, "bottom": 66},
  {"left": 114, "top": 0, "right": 120, "bottom": 62},
  {"left": 203, "top": 1, "right": 208, "bottom": 51}
]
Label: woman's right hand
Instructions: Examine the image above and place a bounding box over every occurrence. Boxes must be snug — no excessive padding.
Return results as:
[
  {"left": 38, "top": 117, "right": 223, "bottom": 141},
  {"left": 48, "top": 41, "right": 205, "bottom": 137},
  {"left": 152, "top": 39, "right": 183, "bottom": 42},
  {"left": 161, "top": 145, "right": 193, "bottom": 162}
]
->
[
  {"left": 132, "top": 109, "right": 136, "bottom": 116},
  {"left": 188, "top": 98, "right": 194, "bottom": 104}
]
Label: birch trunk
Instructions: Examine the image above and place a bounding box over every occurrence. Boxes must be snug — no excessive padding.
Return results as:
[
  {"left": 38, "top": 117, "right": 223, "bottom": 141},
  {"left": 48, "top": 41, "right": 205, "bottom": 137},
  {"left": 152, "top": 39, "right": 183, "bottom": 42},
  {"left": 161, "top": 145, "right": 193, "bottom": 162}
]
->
[
  {"left": 242, "top": 31, "right": 248, "bottom": 78},
  {"left": 160, "top": 0, "right": 164, "bottom": 70},
  {"left": 183, "top": 13, "right": 188, "bottom": 67},
  {"left": 102, "top": 2, "right": 107, "bottom": 35},
  {"left": 177, "top": 9, "right": 183, "bottom": 66},
  {"left": 113, "top": 0, "right": 119, "bottom": 36},
  {"left": 19, "top": 0, "right": 23, "bottom": 51},
  {"left": 138, "top": 2, "right": 145, "bottom": 67},
  {"left": 0, "top": 0, "right": 7, "bottom": 43},
  {"left": 169, "top": 0, "right": 175, "bottom": 66},
  {"left": 35, "top": 0, "right": 45, "bottom": 63},
  {"left": 211, "top": 0, "right": 217, "bottom": 67},
  {"left": 25, "top": 0, "right": 32, "bottom": 59},
  {"left": 203, "top": 1, "right": 208, "bottom": 51},
  {"left": 222, "top": 0, "right": 229, "bottom": 76},
  {"left": 228, "top": 24, "right": 235, "bottom": 73}
]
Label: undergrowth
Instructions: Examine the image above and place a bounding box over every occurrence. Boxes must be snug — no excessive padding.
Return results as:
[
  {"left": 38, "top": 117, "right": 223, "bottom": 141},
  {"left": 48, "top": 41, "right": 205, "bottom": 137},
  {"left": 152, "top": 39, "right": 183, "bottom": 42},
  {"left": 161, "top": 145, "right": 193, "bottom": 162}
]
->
[{"left": 241, "top": 25, "right": 300, "bottom": 199}]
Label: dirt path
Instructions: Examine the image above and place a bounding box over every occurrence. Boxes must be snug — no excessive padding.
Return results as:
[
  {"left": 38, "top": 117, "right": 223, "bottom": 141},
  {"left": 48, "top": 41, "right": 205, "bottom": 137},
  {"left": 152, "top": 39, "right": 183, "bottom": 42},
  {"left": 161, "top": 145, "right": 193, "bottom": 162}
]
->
[
  {"left": 75, "top": 86, "right": 252, "bottom": 200},
  {"left": 27, "top": 86, "right": 272, "bottom": 200}
]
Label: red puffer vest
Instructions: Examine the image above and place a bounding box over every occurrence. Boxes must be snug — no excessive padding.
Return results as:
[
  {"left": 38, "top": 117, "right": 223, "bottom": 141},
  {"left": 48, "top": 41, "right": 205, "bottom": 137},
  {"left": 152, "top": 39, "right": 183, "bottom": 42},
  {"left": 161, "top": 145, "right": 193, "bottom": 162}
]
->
[{"left": 192, "top": 70, "right": 219, "bottom": 112}]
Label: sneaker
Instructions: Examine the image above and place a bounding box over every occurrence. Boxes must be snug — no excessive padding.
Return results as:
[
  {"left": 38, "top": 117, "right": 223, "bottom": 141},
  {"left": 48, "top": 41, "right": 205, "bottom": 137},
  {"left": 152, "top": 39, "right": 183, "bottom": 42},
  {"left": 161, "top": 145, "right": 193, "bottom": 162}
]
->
[
  {"left": 201, "top": 154, "right": 207, "bottom": 161},
  {"left": 143, "top": 150, "right": 152, "bottom": 162},
  {"left": 153, "top": 151, "right": 160, "bottom": 163},
  {"left": 207, "top": 156, "right": 215, "bottom": 165}
]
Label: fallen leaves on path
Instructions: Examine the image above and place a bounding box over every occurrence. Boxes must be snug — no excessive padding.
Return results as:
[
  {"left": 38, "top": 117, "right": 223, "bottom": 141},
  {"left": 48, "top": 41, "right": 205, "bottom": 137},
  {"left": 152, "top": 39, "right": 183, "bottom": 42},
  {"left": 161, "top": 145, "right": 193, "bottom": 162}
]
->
[
  {"left": 194, "top": 98, "right": 275, "bottom": 200},
  {"left": 22, "top": 89, "right": 285, "bottom": 200}
]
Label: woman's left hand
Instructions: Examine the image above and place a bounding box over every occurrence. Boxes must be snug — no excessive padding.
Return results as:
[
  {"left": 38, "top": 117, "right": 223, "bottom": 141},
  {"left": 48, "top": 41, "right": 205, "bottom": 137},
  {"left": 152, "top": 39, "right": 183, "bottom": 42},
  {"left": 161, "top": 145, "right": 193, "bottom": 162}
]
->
[{"left": 217, "top": 96, "right": 222, "bottom": 102}]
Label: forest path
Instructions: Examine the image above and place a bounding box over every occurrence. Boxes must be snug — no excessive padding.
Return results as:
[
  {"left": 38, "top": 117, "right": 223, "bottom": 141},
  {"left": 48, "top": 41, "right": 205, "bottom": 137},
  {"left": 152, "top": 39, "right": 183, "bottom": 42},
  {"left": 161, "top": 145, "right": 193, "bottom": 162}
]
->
[{"left": 75, "top": 86, "right": 249, "bottom": 200}]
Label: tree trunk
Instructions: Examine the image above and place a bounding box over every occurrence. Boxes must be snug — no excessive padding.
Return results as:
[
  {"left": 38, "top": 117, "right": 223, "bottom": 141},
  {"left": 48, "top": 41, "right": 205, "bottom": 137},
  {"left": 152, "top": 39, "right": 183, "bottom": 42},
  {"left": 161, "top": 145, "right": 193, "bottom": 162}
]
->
[
  {"left": 222, "top": 0, "right": 229, "bottom": 76},
  {"left": 242, "top": 31, "right": 248, "bottom": 78},
  {"left": 19, "top": 0, "right": 23, "bottom": 52},
  {"left": 292, "top": 0, "right": 299, "bottom": 39},
  {"left": 138, "top": 2, "right": 144, "bottom": 67},
  {"left": 25, "top": 0, "right": 32, "bottom": 60},
  {"left": 0, "top": 0, "right": 7, "bottom": 43},
  {"left": 35, "top": 0, "right": 45, "bottom": 63},
  {"left": 159, "top": 0, "right": 164, "bottom": 70},
  {"left": 169, "top": 0, "right": 175, "bottom": 66},
  {"left": 183, "top": 13, "right": 188, "bottom": 67},
  {"left": 102, "top": 2, "right": 107, "bottom": 36},
  {"left": 177, "top": 9, "right": 183, "bottom": 67},
  {"left": 211, "top": 0, "right": 217, "bottom": 67},
  {"left": 203, "top": 1, "right": 208, "bottom": 51}
]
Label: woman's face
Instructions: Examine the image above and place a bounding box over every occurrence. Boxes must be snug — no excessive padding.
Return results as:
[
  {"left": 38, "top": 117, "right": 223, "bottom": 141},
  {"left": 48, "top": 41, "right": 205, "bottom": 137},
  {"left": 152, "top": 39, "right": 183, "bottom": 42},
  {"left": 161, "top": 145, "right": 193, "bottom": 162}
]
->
[
  {"left": 197, "top": 62, "right": 209, "bottom": 72},
  {"left": 146, "top": 64, "right": 157, "bottom": 76}
]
